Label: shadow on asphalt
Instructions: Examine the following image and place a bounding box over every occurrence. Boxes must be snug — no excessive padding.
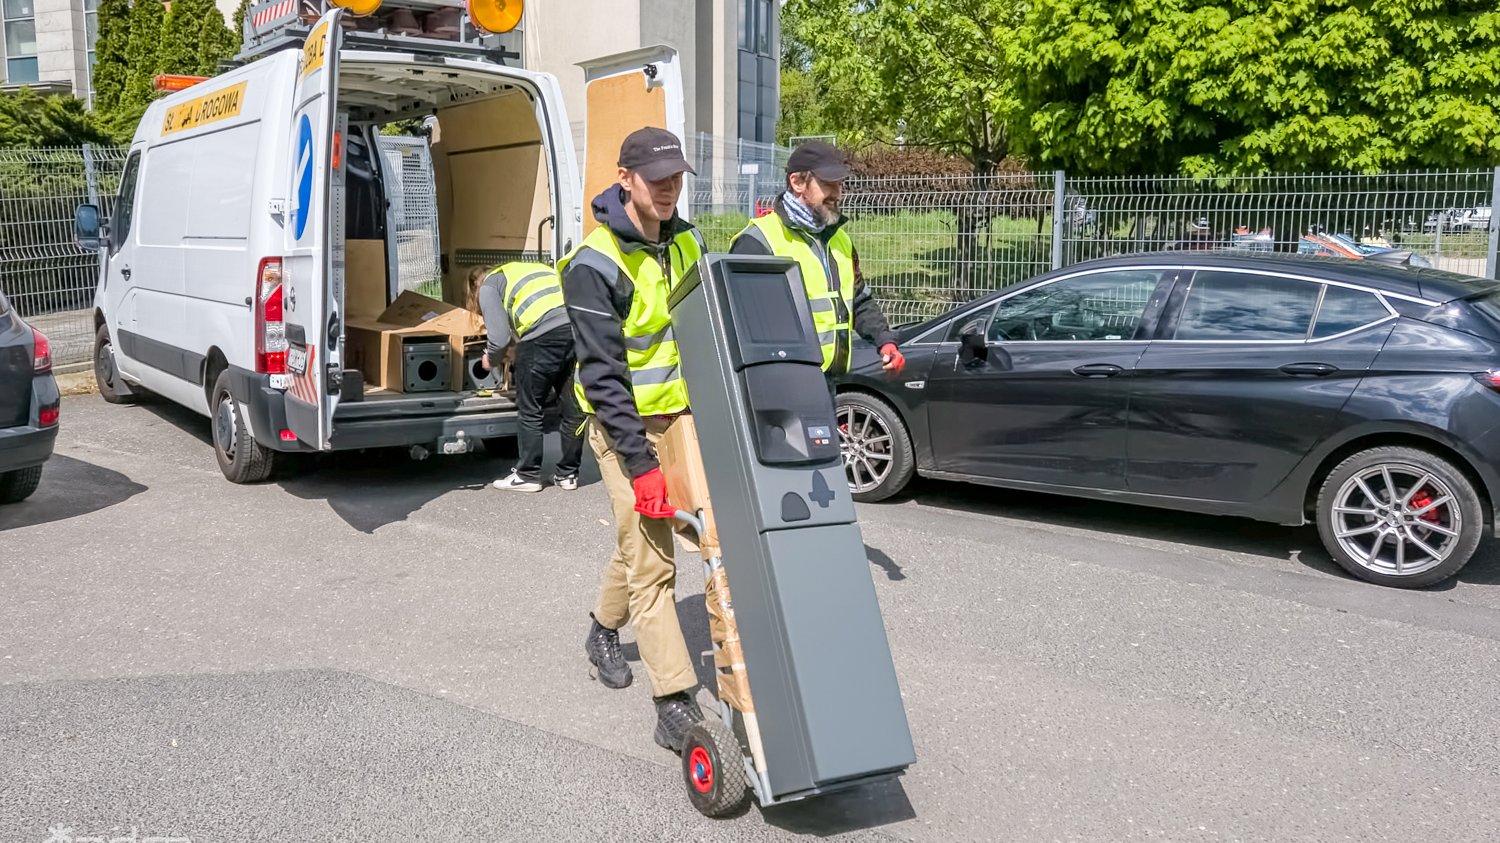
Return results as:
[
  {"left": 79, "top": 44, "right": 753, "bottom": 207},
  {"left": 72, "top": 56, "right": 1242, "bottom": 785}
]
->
[
  {"left": 894, "top": 477, "right": 1500, "bottom": 590},
  {"left": 0, "top": 454, "right": 146, "bottom": 531}
]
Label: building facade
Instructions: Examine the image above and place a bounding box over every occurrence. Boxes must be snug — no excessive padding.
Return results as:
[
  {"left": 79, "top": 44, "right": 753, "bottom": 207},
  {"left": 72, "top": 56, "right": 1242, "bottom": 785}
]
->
[
  {"left": 518, "top": 0, "right": 779, "bottom": 152},
  {"left": 1, "top": 0, "right": 237, "bottom": 100}
]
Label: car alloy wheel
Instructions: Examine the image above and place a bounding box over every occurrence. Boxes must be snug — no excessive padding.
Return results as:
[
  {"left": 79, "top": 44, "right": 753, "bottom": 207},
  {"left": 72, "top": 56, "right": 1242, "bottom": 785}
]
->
[
  {"left": 1331, "top": 463, "right": 1461, "bottom": 578},
  {"left": 839, "top": 403, "right": 894, "bottom": 494}
]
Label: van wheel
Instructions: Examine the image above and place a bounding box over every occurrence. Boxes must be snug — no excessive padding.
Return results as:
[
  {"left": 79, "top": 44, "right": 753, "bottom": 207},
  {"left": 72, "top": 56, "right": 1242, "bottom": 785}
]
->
[
  {"left": 1315, "top": 446, "right": 1483, "bottom": 588},
  {"left": 211, "top": 369, "right": 276, "bottom": 484},
  {"left": 94, "top": 324, "right": 139, "bottom": 404},
  {"left": 837, "top": 391, "right": 915, "bottom": 503}
]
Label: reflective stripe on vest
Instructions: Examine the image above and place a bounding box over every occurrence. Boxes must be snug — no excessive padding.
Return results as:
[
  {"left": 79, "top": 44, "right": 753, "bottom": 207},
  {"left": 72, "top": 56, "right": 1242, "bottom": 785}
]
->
[
  {"left": 558, "top": 225, "right": 704, "bottom": 416},
  {"left": 490, "top": 261, "right": 565, "bottom": 338},
  {"left": 736, "top": 213, "right": 856, "bottom": 372}
]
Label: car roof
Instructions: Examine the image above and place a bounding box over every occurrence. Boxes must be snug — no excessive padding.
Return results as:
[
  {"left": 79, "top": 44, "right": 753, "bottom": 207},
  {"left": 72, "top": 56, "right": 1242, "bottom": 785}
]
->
[{"left": 1049, "top": 251, "right": 1500, "bottom": 303}]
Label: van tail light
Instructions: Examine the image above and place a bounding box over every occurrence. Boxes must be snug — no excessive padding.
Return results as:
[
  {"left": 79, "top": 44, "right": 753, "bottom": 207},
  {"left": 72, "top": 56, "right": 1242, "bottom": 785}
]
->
[
  {"left": 255, "top": 258, "right": 287, "bottom": 374},
  {"left": 31, "top": 329, "right": 51, "bottom": 374},
  {"left": 38, "top": 404, "right": 59, "bottom": 426},
  {"left": 1473, "top": 371, "right": 1500, "bottom": 392}
]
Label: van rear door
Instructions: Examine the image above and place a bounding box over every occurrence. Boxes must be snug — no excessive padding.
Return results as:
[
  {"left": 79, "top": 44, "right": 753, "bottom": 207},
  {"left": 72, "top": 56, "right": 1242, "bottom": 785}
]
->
[
  {"left": 283, "top": 8, "right": 344, "bottom": 450},
  {"left": 576, "top": 46, "right": 686, "bottom": 237}
]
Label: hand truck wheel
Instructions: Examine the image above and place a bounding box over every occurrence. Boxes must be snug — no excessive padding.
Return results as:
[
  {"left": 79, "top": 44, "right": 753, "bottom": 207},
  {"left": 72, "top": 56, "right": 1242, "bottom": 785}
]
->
[{"left": 681, "top": 720, "right": 750, "bottom": 817}]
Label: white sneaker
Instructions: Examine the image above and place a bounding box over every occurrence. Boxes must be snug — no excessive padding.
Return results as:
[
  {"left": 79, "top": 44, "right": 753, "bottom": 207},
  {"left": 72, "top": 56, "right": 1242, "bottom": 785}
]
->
[
  {"left": 492, "top": 471, "right": 542, "bottom": 492},
  {"left": 554, "top": 473, "right": 579, "bottom": 491}
]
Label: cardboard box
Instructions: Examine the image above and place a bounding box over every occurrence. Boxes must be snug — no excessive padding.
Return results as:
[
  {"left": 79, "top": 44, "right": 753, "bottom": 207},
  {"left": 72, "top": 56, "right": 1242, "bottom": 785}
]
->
[
  {"left": 659, "top": 414, "right": 719, "bottom": 558},
  {"left": 345, "top": 239, "right": 388, "bottom": 320},
  {"left": 344, "top": 291, "right": 485, "bottom": 393}
]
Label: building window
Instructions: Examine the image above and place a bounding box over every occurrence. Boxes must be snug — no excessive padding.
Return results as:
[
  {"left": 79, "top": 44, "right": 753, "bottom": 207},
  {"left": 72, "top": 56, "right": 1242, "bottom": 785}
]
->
[
  {"left": 756, "top": 0, "right": 771, "bottom": 56},
  {"left": 84, "top": 0, "right": 99, "bottom": 99},
  {"left": 3, "top": 0, "right": 38, "bottom": 84},
  {"left": 738, "top": 0, "right": 750, "bottom": 50}
]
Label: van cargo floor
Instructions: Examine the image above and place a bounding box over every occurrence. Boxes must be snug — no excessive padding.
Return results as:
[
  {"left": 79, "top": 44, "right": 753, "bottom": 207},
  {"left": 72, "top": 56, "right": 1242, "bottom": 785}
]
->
[{"left": 334, "top": 388, "right": 518, "bottom": 419}]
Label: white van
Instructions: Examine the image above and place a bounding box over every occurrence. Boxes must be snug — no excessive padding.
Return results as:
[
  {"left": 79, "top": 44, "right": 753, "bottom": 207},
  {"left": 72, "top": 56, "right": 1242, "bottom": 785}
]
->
[{"left": 76, "top": 3, "right": 684, "bottom": 483}]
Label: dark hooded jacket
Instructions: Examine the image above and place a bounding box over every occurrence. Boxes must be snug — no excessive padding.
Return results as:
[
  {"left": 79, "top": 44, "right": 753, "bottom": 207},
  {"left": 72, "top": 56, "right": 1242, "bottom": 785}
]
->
[{"left": 560, "top": 186, "right": 701, "bottom": 478}]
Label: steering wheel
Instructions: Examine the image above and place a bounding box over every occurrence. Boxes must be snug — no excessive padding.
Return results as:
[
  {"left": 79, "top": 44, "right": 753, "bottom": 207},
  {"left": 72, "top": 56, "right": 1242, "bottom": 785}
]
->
[{"left": 991, "top": 319, "right": 1040, "bottom": 342}]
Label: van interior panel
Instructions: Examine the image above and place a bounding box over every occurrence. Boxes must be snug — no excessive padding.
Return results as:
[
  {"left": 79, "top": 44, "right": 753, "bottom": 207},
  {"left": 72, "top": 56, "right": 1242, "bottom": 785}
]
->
[{"left": 336, "top": 60, "right": 553, "bottom": 412}]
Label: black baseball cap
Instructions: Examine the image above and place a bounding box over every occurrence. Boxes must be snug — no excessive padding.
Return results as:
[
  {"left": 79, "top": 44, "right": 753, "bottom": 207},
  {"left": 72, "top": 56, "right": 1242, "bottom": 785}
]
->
[
  {"left": 786, "top": 140, "right": 851, "bottom": 182},
  {"left": 618, "top": 127, "right": 696, "bottom": 181}
]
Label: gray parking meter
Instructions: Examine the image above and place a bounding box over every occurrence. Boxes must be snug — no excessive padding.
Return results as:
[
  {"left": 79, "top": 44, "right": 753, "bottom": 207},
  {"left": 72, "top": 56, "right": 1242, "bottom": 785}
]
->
[{"left": 668, "top": 254, "right": 915, "bottom": 806}]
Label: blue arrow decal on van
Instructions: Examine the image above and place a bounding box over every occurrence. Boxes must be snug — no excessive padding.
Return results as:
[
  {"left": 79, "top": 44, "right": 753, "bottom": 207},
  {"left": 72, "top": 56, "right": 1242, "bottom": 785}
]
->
[{"left": 294, "top": 114, "right": 313, "bottom": 240}]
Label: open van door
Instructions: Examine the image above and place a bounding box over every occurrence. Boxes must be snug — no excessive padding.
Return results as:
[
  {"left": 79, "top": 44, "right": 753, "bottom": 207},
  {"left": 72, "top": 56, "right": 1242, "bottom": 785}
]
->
[
  {"left": 576, "top": 46, "right": 686, "bottom": 237},
  {"left": 283, "top": 8, "right": 344, "bottom": 449}
]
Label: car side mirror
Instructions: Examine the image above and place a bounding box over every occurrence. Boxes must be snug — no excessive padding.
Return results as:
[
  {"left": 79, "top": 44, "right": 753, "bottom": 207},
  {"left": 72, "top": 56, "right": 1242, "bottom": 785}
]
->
[
  {"left": 75, "top": 204, "right": 105, "bottom": 251},
  {"left": 958, "top": 330, "right": 988, "bottom": 365}
]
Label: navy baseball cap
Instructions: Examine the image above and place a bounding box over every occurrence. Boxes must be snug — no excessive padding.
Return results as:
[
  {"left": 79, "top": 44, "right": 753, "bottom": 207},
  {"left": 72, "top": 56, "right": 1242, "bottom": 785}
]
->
[
  {"left": 786, "top": 140, "right": 851, "bottom": 182},
  {"left": 618, "top": 127, "right": 696, "bottom": 181}
]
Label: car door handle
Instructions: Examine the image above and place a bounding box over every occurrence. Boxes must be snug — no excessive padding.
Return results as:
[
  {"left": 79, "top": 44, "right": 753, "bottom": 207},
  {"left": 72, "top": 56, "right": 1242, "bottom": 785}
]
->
[
  {"left": 120, "top": 266, "right": 131, "bottom": 280},
  {"left": 1072, "top": 363, "right": 1123, "bottom": 378},
  {"left": 1279, "top": 362, "right": 1338, "bottom": 377}
]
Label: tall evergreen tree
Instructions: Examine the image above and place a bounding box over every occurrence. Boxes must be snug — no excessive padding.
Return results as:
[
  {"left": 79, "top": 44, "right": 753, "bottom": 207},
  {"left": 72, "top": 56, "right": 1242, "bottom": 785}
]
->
[
  {"left": 195, "top": 0, "right": 240, "bottom": 75},
  {"left": 158, "top": 0, "right": 203, "bottom": 76},
  {"left": 90, "top": 0, "right": 130, "bottom": 114},
  {"left": 111, "top": 0, "right": 164, "bottom": 140}
]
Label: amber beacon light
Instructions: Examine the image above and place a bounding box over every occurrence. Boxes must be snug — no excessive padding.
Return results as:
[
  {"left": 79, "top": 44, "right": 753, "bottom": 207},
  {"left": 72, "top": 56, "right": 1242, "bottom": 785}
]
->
[
  {"left": 467, "top": 0, "right": 522, "bottom": 33},
  {"left": 330, "top": 0, "right": 382, "bottom": 16},
  {"left": 154, "top": 74, "right": 208, "bottom": 92}
]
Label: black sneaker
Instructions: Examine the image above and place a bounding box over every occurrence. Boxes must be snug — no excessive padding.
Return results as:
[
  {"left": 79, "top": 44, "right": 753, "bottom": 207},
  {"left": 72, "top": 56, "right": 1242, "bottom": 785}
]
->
[
  {"left": 652, "top": 691, "right": 704, "bottom": 752},
  {"left": 584, "top": 616, "right": 632, "bottom": 689}
]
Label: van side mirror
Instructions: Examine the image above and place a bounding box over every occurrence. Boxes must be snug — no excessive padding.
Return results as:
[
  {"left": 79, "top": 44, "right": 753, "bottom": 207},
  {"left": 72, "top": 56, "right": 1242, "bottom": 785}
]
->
[{"left": 74, "top": 204, "right": 105, "bottom": 251}]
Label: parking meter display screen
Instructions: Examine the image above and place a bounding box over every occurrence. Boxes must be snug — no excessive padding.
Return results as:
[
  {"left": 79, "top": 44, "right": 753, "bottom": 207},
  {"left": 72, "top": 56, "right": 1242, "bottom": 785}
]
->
[{"left": 726, "top": 270, "right": 808, "bottom": 344}]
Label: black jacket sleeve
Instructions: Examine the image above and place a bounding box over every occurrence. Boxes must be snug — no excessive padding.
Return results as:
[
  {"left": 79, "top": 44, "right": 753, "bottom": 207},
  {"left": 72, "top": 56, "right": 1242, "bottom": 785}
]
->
[
  {"left": 729, "top": 225, "right": 772, "bottom": 255},
  {"left": 850, "top": 247, "right": 899, "bottom": 349},
  {"left": 561, "top": 257, "right": 657, "bottom": 478}
]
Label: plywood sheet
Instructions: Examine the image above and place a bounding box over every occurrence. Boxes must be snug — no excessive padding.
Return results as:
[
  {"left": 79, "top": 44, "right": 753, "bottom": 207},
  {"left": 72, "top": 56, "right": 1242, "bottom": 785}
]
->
[{"left": 583, "top": 71, "right": 667, "bottom": 236}]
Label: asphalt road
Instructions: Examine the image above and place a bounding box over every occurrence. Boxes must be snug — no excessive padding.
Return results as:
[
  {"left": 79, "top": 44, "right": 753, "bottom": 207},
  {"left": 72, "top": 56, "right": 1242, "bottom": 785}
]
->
[{"left": 6, "top": 396, "right": 1500, "bottom": 842}]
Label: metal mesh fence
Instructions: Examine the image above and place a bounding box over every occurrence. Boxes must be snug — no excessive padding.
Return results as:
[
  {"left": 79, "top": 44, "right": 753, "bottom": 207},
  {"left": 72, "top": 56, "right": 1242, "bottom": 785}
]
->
[
  {"left": 2, "top": 137, "right": 1494, "bottom": 369},
  {"left": 0, "top": 145, "right": 129, "bottom": 368},
  {"left": 376, "top": 134, "right": 441, "bottom": 298}
]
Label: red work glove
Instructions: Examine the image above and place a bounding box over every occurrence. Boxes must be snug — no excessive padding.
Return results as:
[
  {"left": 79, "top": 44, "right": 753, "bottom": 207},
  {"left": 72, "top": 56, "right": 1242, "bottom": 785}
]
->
[
  {"left": 879, "top": 343, "right": 905, "bottom": 375},
  {"left": 632, "top": 467, "right": 675, "bottom": 519}
]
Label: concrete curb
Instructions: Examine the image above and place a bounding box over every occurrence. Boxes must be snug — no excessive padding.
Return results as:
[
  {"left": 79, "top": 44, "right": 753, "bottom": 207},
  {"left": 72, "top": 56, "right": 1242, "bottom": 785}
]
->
[{"left": 55, "top": 369, "right": 98, "bottom": 397}]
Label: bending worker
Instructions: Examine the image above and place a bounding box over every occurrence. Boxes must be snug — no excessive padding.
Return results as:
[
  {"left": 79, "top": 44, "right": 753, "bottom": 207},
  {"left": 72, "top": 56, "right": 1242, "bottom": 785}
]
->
[
  {"left": 559, "top": 127, "right": 706, "bottom": 752},
  {"left": 468, "top": 262, "right": 584, "bottom": 493},
  {"left": 730, "top": 140, "right": 904, "bottom": 378}
]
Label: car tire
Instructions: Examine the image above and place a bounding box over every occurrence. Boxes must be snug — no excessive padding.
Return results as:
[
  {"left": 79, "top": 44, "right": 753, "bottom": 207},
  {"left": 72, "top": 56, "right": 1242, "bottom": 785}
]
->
[
  {"left": 0, "top": 465, "right": 42, "bottom": 503},
  {"left": 94, "top": 324, "right": 141, "bottom": 405},
  {"left": 837, "top": 391, "right": 915, "bottom": 503},
  {"left": 211, "top": 369, "right": 276, "bottom": 484},
  {"left": 1315, "top": 446, "right": 1483, "bottom": 588}
]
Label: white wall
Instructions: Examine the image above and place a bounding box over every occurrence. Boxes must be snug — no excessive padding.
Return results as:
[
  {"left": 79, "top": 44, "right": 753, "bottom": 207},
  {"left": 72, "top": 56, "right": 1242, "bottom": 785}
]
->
[{"left": 520, "top": 0, "right": 645, "bottom": 155}]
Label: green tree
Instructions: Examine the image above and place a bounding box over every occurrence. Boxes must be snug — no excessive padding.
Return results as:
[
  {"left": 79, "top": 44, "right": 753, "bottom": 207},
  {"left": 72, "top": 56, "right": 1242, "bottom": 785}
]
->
[
  {"left": 112, "top": 0, "right": 165, "bottom": 139},
  {"left": 161, "top": 0, "right": 232, "bottom": 76},
  {"left": 1016, "top": 0, "right": 1500, "bottom": 175},
  {"left": 91, "top": 0, "right": 130, "bottom": 114},
  {"left": 785, "top": 0, "right": 1025, "bottom": 291},
  {"left": 0, "top": 89, "right": 113, "bottom": 147}
]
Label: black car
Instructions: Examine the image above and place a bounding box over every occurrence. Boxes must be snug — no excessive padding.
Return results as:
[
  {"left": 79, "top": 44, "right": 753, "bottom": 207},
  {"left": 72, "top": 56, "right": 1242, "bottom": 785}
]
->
[
  {"left": 0, "top": 285, "right": 59, "bottom": 504},
  {"left": 837, "top": 253, "right": 1500, "bottom": 588}
]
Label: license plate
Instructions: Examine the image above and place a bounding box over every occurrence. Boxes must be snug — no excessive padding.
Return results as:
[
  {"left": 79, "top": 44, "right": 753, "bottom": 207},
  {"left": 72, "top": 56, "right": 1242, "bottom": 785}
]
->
[{"left": 287, "top": 346, "right": 308, "bottom": 375}]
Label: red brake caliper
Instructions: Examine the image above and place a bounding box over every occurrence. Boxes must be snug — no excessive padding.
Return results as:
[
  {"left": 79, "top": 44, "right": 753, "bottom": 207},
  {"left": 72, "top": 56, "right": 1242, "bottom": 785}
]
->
[{"left": 1410, "top": 489, "right": 1441, "bottom": 524}]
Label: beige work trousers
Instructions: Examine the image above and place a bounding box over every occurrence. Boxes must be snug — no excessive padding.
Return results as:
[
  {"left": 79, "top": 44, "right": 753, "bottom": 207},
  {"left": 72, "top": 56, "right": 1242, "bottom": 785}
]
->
[{"left": 589, "top": 416, "right": 696, "bottom": 698}]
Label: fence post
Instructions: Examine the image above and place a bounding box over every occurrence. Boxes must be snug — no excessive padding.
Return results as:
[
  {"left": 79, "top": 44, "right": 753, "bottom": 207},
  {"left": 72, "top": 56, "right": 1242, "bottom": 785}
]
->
[
  {"left": 82, "top": 142, "right": 99, "bottom": 207},
  {"left": 1050, "top": 169, "right": 1066, "bottom": 270},
  {"left": 1488, "top": 166, "right": 1500, "bottom": 280}
]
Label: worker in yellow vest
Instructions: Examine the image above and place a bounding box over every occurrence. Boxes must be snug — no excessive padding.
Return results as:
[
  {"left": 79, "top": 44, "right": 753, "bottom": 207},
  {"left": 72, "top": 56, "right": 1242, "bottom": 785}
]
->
[
  {"left": 558, "top": 127, "right": 706, "bottom": 752},
  {"left": 467, "top": 262, "right": 584, "bottom": 492},
  {"left": 730, "top": 140, "right": 904, "bottom": 378}
]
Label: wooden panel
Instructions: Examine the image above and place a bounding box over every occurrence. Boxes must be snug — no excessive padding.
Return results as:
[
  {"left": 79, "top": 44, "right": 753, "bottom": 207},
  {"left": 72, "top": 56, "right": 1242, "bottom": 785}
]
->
[
  {"left": 583, "top": 71, "right": 667, "bottom": 236},
  {"left": 436, "top": 91, "right": 543, "bottom": 153}
]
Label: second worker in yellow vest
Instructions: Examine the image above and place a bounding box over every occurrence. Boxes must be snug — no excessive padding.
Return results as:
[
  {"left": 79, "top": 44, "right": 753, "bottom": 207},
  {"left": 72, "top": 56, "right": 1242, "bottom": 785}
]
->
[
  {"left": 559, "top": 127, "right": 706, "bottom": 754},
  {"left": 468, "top": 261, "right": 585, "bottom": 492},
  {"left": 729, "top": 140, "right": 904, "bottom": 377}
]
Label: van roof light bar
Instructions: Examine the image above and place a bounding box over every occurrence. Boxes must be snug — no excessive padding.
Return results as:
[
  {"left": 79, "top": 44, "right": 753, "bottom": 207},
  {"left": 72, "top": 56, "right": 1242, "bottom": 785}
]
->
[{"left": 238, "top": 0, "right": 521, "bottom": 64}]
